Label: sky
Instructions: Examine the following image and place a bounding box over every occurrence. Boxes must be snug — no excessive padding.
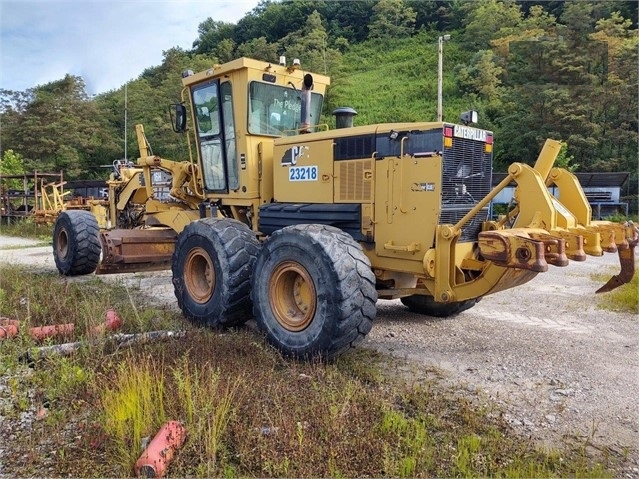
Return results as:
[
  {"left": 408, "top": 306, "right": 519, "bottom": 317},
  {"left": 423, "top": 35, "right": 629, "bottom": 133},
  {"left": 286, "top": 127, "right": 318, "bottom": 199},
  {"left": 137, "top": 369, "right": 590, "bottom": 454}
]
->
[{"left": 0, "top": 0, "right": 260, "bottom": 95}]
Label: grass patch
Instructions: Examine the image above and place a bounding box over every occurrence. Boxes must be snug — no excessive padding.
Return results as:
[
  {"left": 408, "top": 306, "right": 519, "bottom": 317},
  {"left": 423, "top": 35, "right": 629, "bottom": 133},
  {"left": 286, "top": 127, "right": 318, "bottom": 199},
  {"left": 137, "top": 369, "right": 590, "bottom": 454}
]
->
[
  {"left": 100, "top": 353, "right": 241, "bottom": 476},
  {"left": 0, "top": 217, "right": 53, "bottom": 242},
  {"left": 0, "top": 266, "right": 624, "bottom": 477},
  {"left": 0, "top": 242, "right": 51, "bottom": 250},
  {"left": 0, "top": 264, "right": 178, "bottom": 333},
  {"left": 592, "top": 271, "right": 639, "bottom": 314}
]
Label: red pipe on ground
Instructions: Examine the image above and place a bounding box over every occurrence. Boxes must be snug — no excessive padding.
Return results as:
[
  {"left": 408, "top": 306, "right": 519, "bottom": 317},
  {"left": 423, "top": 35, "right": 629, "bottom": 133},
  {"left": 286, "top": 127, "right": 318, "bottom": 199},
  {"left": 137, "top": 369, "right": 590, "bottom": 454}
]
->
[
  {"left": 1, "top": 309, "right": 123, "bottom": 341},
  {"left": 28, "top": 323, "right": 75, "bottom": 341},
  {"left": 90, "top": 309, "right": 123, "bottom": 335},
  {"left": 134, "top": 421, "right": 186, "bottom": 478},
  {"left": 0, "top": 318, "right": 20, "bottom": 339}
]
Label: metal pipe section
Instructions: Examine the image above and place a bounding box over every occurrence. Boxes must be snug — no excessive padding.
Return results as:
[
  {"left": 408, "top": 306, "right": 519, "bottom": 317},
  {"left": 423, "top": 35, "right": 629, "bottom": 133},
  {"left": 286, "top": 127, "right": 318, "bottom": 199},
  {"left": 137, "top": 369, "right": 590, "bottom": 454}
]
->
[
  {"left": 300, "top": 74, "right": 313, "bottom": 131},
  {"left": 453, "top": 169, "right": 517, "bottom": 231},
  {"left": 134, "top": 421, "right": 187, "bottom": 478}
]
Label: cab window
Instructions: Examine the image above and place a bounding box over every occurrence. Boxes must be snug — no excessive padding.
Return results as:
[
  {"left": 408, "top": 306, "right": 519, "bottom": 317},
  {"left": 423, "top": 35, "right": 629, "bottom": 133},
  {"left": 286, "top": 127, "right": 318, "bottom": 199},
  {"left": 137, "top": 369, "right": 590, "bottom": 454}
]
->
[
  {"left": 192, "top": 80, "right": 238, "bottom": 191},
  {"left": 248, "top": 81, "right": 323, "bottom": 136}
]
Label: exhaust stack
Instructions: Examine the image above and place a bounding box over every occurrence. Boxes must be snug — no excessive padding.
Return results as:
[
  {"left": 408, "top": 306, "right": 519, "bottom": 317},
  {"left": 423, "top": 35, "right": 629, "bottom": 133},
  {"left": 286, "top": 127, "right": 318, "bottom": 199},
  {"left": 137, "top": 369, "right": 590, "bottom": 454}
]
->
[
  {"left": 300, "top": 74, "right": 313, "bottom": 132},
  {"left": 333, "top": 107, "right": 357, "bottom": 129}
]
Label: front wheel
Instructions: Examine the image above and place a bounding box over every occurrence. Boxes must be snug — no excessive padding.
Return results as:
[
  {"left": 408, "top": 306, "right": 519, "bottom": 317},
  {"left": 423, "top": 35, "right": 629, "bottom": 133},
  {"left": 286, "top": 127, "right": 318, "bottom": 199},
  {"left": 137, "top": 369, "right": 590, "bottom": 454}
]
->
[
  {"left": 400, "top": 294, "right": 479, "bottom": 317},
  {"left": 52, "top": 210, "right": 101, "bottom": 276},
  {"left": 172, "top": 218, "right": 260, "bottom": 327},
  {"left": 251, "top": 224, "right": 377, "bottom": 359}
]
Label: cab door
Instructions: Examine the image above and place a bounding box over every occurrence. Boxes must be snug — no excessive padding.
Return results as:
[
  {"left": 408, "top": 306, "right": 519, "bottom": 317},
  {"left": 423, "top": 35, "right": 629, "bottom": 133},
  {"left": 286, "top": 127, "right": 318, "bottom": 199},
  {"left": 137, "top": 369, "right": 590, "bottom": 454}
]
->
[{"left": 192, "top": 80, "right": 238, "bottom": 192}]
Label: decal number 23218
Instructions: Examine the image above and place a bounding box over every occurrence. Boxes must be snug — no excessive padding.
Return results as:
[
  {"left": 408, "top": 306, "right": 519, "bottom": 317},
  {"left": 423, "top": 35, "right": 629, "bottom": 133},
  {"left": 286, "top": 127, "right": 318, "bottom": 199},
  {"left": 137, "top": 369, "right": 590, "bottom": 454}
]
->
[{"left": 289, "top": 166, "right": 318, "bottom": 182}]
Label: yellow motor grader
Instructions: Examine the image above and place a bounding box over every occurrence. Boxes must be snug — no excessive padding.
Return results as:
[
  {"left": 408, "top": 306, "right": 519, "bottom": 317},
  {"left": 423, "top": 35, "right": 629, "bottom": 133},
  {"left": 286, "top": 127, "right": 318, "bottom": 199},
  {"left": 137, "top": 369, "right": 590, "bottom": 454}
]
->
[{"left": 52, "top": 57, "right": 637, "bottom": 358}]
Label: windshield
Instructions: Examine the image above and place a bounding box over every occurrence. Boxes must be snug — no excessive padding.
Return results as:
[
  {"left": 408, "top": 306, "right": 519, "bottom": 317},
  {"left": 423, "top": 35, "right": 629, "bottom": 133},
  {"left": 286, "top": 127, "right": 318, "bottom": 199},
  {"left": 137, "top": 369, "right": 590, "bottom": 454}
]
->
[{"left": 248, "top": 81, "right": 323, "bottom": 136}]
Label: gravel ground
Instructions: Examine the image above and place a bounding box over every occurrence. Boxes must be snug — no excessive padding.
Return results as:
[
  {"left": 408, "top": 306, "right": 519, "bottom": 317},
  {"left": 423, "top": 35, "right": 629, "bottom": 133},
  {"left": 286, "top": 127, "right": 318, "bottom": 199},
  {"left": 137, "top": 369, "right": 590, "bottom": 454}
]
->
[
  {"left": 1, "top": 236, "right": 637, "bottom": 476},
  {"left": 368, "top": 253, "right": 639, "bottom": 466}
]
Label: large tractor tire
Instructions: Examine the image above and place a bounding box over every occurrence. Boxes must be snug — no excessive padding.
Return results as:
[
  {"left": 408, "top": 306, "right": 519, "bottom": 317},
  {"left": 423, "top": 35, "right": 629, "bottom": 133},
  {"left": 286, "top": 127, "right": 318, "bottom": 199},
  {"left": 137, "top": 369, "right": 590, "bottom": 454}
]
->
[
  {"left": 400, "top": 294, "right": 478, "bottom": 318},
  {"left": 251, "top": 224, "right": 377, "bottom": 359},
  {"left": 172, "top": 218, "right": 260, "bottom": 328},
  {"left": 52, "top": 210, "right": 101, "bottom": 276}
]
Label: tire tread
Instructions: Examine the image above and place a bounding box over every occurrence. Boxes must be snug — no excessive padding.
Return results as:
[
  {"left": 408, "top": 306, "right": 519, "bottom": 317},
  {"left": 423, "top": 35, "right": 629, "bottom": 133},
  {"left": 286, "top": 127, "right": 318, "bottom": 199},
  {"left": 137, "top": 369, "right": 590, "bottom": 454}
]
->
[
  {"left": 253, "top": 224, "right": 377, "bottom": 358},
  {"left": 172, "top": 218, "right": 259, "bottom": 327},
  {"left": 53, "top": 210, "right": 101, "bottom": 276}
]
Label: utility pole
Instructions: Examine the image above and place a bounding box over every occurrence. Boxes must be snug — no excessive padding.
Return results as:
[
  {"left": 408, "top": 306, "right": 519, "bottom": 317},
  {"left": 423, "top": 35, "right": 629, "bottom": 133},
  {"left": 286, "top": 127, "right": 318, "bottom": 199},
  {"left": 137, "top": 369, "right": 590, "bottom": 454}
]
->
[
  {"left": 437, "top": 34, "right": 451, "bottom": 122},
  {"left": 124, "top": 83, "right": 128, "bottom": 160}
]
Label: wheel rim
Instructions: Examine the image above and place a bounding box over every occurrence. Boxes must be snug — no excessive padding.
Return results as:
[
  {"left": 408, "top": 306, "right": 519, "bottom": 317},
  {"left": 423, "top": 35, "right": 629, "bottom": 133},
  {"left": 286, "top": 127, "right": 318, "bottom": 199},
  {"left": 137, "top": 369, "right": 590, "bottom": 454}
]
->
[
  {"left": 184, "top": 247, "right": 215, "bottom": 304},
  {"left": 269, "top": 261, "right": 317, "bottom": 332},
  {"left": 57, "top": 229, "right": 69, "bottom": 259}
]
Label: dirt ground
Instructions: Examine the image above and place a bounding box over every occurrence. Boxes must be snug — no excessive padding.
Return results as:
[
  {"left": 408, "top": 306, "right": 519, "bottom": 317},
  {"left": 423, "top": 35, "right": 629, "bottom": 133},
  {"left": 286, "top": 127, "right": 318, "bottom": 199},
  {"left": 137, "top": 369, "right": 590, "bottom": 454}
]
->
[
  {"left": 1, "top": 237, "right": 638, "bottom": 475},
  {"left": 369, "top": 254, "right": 639, "bottom": 464}
]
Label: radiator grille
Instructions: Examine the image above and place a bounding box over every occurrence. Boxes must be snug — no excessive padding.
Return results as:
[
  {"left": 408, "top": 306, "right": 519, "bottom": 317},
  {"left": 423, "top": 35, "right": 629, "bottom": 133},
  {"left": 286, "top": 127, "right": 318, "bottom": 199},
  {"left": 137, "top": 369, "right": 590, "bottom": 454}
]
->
[
  {"left": 337, "top": 159, "right": 373, "bottom": 202},
  {"left": 439, "top": 207, "right": 490, "bottom": 243},
  {"left": 440, "top": 137, "right": 492, "bottom": 242}
]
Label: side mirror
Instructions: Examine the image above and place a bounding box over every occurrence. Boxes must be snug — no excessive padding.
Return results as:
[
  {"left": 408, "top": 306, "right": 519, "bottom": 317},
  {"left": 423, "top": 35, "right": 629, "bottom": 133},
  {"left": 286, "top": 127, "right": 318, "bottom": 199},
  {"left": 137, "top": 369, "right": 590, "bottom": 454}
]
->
[{"left": 171, "top": 103, "right": 187, "bottom": 133}]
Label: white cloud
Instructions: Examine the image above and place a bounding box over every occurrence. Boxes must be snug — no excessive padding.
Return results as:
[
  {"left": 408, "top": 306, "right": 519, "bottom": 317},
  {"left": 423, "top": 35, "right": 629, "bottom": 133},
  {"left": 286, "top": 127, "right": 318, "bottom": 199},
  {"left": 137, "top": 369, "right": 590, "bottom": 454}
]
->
[{"left": 0, "top": 0, "right": 258, "bottom": 94}]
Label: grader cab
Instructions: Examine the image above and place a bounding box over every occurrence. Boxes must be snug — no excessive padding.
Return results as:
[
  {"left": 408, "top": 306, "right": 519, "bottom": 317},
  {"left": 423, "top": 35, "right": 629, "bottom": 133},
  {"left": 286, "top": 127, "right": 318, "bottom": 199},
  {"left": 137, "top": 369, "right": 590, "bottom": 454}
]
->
[{"left": 52, "top": 57, "right": 637, "bottom": 358}]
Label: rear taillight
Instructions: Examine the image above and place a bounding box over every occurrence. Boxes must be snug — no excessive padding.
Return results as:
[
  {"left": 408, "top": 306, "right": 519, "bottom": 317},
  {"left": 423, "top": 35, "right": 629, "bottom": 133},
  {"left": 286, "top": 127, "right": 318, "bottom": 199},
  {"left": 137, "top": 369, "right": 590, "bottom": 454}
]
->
[
  {"left": 485, "top": 133, "right": 493, "bottom": 153},
  {"left": 444, "top": 126, "right": 453, "bottom": 148}
]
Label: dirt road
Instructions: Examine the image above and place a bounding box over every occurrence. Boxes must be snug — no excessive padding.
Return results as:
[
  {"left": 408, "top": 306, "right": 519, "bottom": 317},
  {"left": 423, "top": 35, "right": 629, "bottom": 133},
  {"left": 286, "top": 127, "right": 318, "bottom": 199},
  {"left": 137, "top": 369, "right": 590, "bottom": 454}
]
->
[{"left": 1, "top": 236, "right": 637, "bottom": 470}]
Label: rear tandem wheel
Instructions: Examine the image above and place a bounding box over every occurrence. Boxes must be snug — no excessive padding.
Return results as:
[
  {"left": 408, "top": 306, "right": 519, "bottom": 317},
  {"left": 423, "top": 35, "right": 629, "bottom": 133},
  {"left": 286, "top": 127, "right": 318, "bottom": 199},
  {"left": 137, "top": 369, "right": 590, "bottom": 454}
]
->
[
  {"left": 172, "top": 218, "right": 260, "bottom": 327},
  {"left": 251, "top": 224, "right": 377, "bottom": 359},
  {"left": 400, "top": 294, "right": 479, "bottom": 317}
]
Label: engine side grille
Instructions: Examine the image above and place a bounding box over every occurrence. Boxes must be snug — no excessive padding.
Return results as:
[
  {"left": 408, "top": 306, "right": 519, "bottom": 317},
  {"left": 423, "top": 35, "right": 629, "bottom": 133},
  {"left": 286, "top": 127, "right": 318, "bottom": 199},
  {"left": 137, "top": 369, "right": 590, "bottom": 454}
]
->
[
  {"left": 337, "top": 159, "right": 373, "bottom": 202},
  {"left": 334, "top": 134, "right": 375, "bottom": 161},
  {"left": 440, "top": 136, "right": 493, "bottom": 242}
]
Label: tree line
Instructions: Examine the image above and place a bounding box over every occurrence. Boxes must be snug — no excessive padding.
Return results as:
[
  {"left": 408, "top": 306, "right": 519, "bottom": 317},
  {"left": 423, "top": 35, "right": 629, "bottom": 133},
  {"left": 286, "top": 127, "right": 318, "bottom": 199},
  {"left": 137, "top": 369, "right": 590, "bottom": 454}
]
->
[{"left": 1, "top": 0, "right": 637, "bottom": 208}]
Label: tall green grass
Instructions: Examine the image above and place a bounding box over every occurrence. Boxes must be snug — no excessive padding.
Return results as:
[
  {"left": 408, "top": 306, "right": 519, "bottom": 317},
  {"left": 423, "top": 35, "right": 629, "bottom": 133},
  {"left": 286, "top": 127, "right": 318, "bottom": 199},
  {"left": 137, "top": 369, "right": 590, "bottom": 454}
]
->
[
  {"left": 327, "top": 32, "right": 490, "bottom": 129},
  {"left": 0, "top": 265, "right": 622, "bottom": 477},
  {"left": 101, "top": 357, "right": 167, "bottom": 471},
  {"left": 99, "top": 354, "right": 243, "bottom": 475},
  {"left": 594, "top": 271, "right": 638, "bottom": 314},
  {"left": 0, "top": 217, "right": 53, "bottom": 243}
]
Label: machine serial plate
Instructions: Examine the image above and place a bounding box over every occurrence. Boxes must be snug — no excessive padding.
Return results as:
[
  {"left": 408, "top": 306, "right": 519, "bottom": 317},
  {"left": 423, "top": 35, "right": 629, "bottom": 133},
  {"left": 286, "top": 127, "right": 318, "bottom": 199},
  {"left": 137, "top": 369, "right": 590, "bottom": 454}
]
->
[{"left": 289, "top": 166, "right": 318, "bottom": 181}]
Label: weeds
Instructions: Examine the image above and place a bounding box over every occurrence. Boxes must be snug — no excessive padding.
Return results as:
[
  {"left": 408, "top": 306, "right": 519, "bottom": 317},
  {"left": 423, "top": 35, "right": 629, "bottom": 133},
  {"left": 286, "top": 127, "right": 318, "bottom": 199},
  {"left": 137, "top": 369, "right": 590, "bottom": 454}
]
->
[
  {"left": 171, "top": 356, "right": 241, "bottom": 477},
  {"left": 379, "top": 407, "right": 435, "bottom": 477},
  {"left": 0, "top": 265, "right": 624, "bottom": 477},
  {"left": 602, "top": 212, "right": 638, "bottom": 223},
  {"left": 0, "top": 217, "right": 53, "bottom": 243},
  {"left": 101, "top": 356, "right": 167, "bottom": 473},
  {"left": 592, "top": 271, "right": 639, "bottom": 314}
]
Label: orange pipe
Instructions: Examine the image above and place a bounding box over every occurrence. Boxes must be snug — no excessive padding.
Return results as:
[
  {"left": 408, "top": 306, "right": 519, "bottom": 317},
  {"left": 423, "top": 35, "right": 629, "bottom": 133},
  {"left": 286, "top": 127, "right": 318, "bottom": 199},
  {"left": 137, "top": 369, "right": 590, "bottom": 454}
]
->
[
  {"left": 134, "top": 421, "right": 186, "bottom": 478},
  {"left": 2, "top": 309, "right": 122, "bottom": 342},
  {"left": 29, "top": 323, "right": 75, "bottom": 341},
  {"left": 0, "top": 318, "right": 20, "bottom": 340},
  {"left": 104, "top": 309, "right": 123, "bottom": 330},
  {"left": 90, "top": 309, "right": 123, "bottom": 335}
]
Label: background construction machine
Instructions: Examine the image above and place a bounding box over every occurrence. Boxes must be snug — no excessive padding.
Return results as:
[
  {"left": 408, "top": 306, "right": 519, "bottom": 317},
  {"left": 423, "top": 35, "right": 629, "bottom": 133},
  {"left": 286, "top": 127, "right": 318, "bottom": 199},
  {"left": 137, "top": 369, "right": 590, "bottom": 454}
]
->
[{"left": 52, "top": 57, "right": 637, "bottom": 358}]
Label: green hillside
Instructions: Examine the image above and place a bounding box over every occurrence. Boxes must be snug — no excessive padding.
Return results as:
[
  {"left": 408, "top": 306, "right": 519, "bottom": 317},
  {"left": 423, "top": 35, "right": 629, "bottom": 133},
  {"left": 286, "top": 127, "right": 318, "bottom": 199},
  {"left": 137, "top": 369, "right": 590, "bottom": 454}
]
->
[
  {"left": 328, "top": 33, "right": 482, "bottom": 127},
  {"left": 1, "top": 0, "right": 637, "bottom": 209}
]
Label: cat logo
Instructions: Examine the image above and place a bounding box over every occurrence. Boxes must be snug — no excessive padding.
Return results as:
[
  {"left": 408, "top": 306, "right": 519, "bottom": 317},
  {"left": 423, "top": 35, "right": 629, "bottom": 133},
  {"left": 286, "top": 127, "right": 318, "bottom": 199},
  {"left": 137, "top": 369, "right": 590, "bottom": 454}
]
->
[{"left": 280, "top": 145, "right": 309, "bottom": 166}]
